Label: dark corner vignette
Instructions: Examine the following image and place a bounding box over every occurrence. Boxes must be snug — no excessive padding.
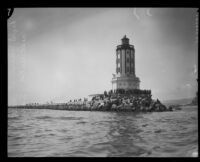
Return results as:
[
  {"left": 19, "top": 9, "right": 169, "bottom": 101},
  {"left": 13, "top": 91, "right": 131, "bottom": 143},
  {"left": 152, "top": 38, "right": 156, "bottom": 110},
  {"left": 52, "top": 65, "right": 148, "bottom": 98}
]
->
[{"left": 1, "top": 7, "right": 14, "bottom": 158}]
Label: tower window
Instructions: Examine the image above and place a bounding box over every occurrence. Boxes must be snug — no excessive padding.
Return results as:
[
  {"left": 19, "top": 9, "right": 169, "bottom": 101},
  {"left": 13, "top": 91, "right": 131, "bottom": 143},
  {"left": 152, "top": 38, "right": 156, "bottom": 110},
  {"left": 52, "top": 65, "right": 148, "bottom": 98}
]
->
[
  {"left": 118, "top": 53, "right": 120, "bottom": 59},
  {"left": 131, "top": 50, "right": 133, "bottom": 54},
  {"left": 116, "top": 59, "right": 120, "bottom": 64},
  {"left": 118, "top": 63, "right": 120, "bottom": 68},
  {"left": 127, "top": 58, "right": 129, "bottom": 63},
  {"left": 131, "top": 54, "right": 133, "bottom": 58},
  {"left": 118, "top": 68, "right": 120, "bottom": 73},
  {"left": 126, "top": 53, "right": 130, "bottom": 58}
]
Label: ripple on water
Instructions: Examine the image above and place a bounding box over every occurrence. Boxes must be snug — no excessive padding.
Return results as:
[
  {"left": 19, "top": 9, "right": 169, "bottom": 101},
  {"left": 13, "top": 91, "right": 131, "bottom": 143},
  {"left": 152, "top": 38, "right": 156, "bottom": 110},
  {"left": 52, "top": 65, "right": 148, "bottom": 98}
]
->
[
  {"left": 35, "top": 116, "right": 52, "bottom": 120},
  {"left": 8, "top": 108, "right": 198, "bottom": 157},
  {"left": 59, "top": 116, "right": 84, "bottom": 121}
]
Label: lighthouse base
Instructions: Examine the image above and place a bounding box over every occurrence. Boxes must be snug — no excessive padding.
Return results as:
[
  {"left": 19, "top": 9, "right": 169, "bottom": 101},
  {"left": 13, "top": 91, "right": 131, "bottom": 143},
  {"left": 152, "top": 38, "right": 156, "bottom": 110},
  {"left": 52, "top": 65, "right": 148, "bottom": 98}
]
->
[{"left": 111, "top": 75, "right": 140, "bottom": 91}]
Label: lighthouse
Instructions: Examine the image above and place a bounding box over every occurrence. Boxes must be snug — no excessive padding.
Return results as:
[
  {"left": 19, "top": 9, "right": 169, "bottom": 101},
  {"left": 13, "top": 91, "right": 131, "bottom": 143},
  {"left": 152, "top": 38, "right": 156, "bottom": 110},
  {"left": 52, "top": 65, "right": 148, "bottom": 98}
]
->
[{"left": 111, "top": 35, "right": 140, "bottom": 90}]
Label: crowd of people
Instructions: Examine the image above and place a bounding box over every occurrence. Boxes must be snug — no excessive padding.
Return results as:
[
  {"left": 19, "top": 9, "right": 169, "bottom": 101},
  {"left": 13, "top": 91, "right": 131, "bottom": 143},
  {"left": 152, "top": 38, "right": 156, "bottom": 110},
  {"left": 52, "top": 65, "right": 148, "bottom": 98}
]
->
[{"left": 66, "top": 89, "right": 173, "bottom": 112}]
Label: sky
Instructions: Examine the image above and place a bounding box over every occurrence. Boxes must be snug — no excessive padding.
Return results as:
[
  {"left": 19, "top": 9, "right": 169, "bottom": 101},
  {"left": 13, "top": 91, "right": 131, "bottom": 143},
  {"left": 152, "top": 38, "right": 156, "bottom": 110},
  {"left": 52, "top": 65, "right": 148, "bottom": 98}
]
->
[{"left": 8, "top": 8, "right": 198, "bottom": 105}]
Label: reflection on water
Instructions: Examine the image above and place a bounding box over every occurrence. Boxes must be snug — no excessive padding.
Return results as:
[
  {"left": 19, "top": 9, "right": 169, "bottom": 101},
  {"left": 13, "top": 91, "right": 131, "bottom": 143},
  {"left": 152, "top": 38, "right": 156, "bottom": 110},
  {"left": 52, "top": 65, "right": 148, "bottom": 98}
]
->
[{"left": 8, "top": 106, "right": 198, "bottom": 157}]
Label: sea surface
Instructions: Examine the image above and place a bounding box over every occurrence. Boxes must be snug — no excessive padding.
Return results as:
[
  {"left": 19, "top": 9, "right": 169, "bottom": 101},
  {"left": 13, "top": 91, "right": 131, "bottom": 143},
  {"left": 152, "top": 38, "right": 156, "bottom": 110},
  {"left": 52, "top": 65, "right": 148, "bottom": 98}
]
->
[{"left": 8, "top": 105, "right": 198, "bottom": 157}]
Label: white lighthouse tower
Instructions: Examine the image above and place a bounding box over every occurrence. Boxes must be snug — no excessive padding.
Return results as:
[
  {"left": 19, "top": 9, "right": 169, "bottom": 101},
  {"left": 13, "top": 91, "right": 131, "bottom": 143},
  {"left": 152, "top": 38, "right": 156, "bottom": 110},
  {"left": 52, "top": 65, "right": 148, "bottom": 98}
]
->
[{"left": 111, "top": 35, "right": 140, "bottom": 91}]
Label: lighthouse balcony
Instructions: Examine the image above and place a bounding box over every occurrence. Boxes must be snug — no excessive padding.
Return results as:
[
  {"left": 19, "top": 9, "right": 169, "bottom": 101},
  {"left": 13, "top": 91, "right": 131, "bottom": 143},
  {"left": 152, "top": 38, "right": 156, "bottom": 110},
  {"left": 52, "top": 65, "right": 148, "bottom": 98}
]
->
[
  {"left": 112, "top": 76, "right": 140, "bottom": 83},
  {"left": 117, "top": 44, "right": 134, "bottom": 49}
]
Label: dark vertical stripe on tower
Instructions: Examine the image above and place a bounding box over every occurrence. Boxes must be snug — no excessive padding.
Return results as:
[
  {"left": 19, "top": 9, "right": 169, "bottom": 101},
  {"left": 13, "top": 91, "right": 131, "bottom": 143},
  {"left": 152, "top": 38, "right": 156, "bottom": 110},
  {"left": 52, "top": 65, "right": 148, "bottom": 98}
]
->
[
  {"left": 133, "top": 49, "right": 135, "bottom": 75},
  {"left": 120, "top": 49, "right": 122, "bottom": 74},
  {"left": 132, "top": 49, "right": 134, "bottom": 74},
  {"left": 125, "top": 49, "right": 126, "bottom": 74},
  {"left": 116, "top": 50, "right": 118, "bottom": 73},
  {"left": 129, "top": 49, "right": 131, "bottom": 74},
  {"left": 130, "top": 49, "right": 131, "bottom": 73}
]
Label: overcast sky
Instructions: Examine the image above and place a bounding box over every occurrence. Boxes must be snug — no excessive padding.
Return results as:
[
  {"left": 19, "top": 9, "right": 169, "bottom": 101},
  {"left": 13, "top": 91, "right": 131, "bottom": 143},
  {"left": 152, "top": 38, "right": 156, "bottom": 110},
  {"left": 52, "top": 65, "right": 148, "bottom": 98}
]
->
[{"left": 8, "top": 8, "right": 198, "bottom": 105}]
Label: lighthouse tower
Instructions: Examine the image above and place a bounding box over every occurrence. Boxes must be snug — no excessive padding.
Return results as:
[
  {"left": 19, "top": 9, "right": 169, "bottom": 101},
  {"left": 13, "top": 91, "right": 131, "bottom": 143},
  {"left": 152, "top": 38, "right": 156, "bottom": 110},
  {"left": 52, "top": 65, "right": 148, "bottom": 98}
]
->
[{"left": 111, "top": 35, "right": 140, "bottom": 90}]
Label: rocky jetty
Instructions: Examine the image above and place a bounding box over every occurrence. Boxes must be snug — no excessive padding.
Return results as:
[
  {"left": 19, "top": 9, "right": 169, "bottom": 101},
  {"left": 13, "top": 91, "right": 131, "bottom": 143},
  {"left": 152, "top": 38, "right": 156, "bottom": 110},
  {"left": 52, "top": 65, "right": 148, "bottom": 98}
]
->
[
  {"left": 66, "top": 89, "right": 172, "bottom": 112},
  {"left": 9, "top": 89, "right": 173, "bottom": 112}
]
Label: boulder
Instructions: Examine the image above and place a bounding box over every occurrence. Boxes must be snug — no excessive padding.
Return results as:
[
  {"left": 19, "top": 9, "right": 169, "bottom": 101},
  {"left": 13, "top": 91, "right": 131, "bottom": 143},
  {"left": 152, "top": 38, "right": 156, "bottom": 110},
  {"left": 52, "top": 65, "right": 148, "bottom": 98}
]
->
[
  {"left": 117, "top": 104, "right": 123, "bottom": 109},
  {"left": 124, "top": 104, "right": 132, "bottom": 111},
  {"left": 111, "top": 104, "right": 117, "bottom": 109}
]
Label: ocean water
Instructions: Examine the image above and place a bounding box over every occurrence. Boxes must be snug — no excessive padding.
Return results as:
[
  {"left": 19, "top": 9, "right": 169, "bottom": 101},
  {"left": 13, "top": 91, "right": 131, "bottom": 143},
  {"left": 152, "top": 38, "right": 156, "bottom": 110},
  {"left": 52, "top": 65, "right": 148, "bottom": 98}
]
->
[{"left": 8, "top": 105, "right": 198, "bottom": 157}]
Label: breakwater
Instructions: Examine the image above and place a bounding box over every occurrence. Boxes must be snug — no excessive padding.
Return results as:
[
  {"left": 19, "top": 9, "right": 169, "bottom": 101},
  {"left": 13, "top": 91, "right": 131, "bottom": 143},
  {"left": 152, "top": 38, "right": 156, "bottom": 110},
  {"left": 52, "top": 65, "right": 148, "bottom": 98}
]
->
[
  {"left": 8, "top": 100, "right": 174, "bottom": 112},
  {"left": 9, "top": 90, "right": 178, "bottom": 112}
]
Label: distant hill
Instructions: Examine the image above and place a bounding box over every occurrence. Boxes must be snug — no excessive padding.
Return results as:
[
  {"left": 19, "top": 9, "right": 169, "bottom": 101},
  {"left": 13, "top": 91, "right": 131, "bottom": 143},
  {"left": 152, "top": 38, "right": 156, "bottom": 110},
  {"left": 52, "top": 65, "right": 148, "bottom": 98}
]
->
[{"left": 161, "top": 97, "right": 194, "bottom": 106}]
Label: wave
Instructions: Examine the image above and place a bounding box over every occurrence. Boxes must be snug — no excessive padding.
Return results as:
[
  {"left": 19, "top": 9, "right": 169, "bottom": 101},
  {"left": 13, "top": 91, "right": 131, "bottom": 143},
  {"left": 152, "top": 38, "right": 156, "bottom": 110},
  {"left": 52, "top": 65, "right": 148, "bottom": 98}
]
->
[
  {"left": 9, "top": 116, "right": 20, "bottom": 120},
  {"left": 59, "top": 116, "right": 84, "bottom": 121},
  {"left": 8, "top": 108, "right": 198, "bottom": 157},
  {"left": 35, "top": 116, "right": 53, "bottom": 120}
]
